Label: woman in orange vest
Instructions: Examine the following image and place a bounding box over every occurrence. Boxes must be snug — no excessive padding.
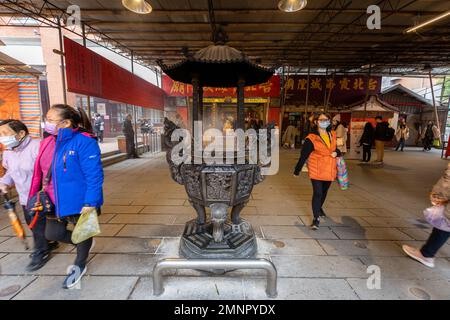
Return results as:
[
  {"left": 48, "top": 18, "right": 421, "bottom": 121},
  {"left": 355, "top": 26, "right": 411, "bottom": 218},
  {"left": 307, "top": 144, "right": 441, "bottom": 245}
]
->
[{"left": 293, "top": 112, "right": 341, "bottom": 230}]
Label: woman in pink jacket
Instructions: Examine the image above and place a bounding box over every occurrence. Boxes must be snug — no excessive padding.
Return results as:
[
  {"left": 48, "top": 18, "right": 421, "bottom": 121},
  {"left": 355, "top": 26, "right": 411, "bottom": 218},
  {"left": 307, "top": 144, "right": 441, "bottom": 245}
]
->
[{"left": 0, "top": 120, "right": 58, "bottom": 271}]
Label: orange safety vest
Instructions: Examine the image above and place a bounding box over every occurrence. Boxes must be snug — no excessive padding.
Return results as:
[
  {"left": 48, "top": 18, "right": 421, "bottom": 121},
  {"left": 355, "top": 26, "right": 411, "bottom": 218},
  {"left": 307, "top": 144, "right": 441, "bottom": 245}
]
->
[{"left": 306, "top": 131, "right": 337, "bottom": 181}]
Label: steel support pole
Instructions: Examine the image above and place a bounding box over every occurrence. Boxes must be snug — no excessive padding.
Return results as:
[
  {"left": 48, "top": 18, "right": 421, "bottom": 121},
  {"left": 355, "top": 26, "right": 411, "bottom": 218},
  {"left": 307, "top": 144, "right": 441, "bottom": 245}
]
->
[
  {"left": 131, "top": 51, "right": 139, "bottom": 155},
  {"left": 363, "top": 63, "right": 372, "bottom": 121},
  {"left": 82, "top": 22, "right": 91, "bottom": 120},
  {"left": 152, "top": 258, "right": 278, "bottom": 298},
  {"left": 305, "top": 51, "right": 311, "bottom": 120},
  {"left": 192, "top": 76, "right": 199, "bottom": 133},
  {"left": 429, "top": 70, "right": 442, "bottom": 144},
  {"left": 57, "top": 18, "right": 67, "bottom": 105},
  {"left": 237, "top": 78, "right": 245, "bottom": 129}
]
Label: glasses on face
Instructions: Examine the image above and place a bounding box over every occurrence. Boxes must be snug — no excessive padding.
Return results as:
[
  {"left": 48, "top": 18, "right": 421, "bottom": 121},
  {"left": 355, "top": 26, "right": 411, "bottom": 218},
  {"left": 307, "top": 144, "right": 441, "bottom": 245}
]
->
[{"left": 45, "top": 118, "right": 63, "bottom": 124}]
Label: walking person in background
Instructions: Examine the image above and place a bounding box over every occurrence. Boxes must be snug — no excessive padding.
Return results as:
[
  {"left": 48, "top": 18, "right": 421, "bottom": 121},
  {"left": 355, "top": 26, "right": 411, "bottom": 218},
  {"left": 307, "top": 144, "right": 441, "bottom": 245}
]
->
[
  {"left": 28, "top": 104, "right": 104, "bottom": 288},
  {"left": 373, "top": 116, "right": 389, "bottom": 163},
  {"left": 402, "top": 163, "right": 450, "bottom": 268},
  {"left": 333, "top": 116, "right": 348, "bottom": 155},
  {"left": 421, "top": 120, "right": 440, "bottom": 151},
  {"left": 359, "top": 122, "right": 374, "bottom": 163},
  {"left": 0, "top": 120, "right": 58, "bottom": 271},
  {"left": 293, "top": 112, "right": 341, "bottom": 230},
  {"left": 93, "top": 113, "right": 104, "bottom": 143},
  {"left": 123, "top": 114, "right": 139, "bottom": 159},
  {"left": 395, "top": 122, "right": 409, "bottom": 152}
]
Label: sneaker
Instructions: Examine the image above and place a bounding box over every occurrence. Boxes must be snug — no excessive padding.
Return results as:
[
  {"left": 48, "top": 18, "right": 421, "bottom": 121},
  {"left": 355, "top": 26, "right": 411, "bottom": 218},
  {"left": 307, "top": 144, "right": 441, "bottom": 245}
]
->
[
  {"left": 319, "top": 209, "right": 327, "bottom": 219},
  {"left": 310, "top": 218, "right": 320, "bottom": 230},
  {"left": 63, "top": 265, "right": 87, "bottom": 289},
  {"left": 29, "top": 241, "right": 59, "bottom": 258},
  {"left": 26, "top": 252, "right": 50, "bottom": 272},
  {"left": 402, "top": 245, "right": 435, "bottom": 268}
]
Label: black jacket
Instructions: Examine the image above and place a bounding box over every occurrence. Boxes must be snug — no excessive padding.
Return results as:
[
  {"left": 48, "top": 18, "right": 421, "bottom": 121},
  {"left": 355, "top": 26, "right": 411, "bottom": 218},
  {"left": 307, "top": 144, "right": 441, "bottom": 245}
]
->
[
  {"left": 359, "top": 123, "right": 374, "bottom": 146},
  {"left": 374, "top": 121, "right": 389, "bottom": 141},
  {"left": 294, "top": 129, "right": 341, "bottom": 175},
  {"left": 123, "top": 119, "right": 134, "bottom": 136}
]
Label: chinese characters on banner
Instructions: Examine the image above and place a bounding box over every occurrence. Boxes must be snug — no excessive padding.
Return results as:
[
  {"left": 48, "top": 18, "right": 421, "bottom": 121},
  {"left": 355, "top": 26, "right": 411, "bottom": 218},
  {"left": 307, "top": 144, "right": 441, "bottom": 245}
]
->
[
  {"left": 284, "top": 75, "right": 382, "bottom": 106},
  {"left": 162, "top": 75, "right": 280, "bottom": 98},
  {"left": 64, "top": 37, "right": 165, "bottom": 109}
]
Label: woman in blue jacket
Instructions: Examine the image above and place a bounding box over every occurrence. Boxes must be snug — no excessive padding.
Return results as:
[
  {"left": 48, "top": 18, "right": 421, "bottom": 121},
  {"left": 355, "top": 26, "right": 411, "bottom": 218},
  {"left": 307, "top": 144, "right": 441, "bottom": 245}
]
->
[{"left": 29, "top": 104, "right": 104, "bottom": 289}]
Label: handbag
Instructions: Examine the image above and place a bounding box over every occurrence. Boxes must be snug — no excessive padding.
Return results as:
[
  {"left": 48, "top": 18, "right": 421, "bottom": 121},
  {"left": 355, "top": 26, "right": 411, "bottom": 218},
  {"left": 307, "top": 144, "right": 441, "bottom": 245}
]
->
[
  {"left": 71, "top": 207, "right": 101, "bottom": 244},
  {"left": 27, "top": 165, "right": 54, "bottom": 229},
  {"left": 433, "top": 139, "right": 441, "bottom": 148},
  {"left": 423, "top": 205, "right": 450, "bottom": 232},
  {"left": 336, "top": 157, "right": 349, "bottom": 190}
]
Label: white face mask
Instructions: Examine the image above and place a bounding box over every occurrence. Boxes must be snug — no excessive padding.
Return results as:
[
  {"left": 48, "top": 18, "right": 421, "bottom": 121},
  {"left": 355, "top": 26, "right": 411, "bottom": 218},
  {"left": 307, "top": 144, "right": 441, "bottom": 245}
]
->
[{"left": 0, "top": 135, "right": 20, "bottom": 149}]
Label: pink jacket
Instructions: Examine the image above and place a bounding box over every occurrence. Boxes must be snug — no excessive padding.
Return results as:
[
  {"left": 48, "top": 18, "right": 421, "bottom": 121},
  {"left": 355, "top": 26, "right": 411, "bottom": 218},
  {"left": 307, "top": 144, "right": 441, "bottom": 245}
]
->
[{"left": 28, "top": 135, "right": 56, "bottom": 204}]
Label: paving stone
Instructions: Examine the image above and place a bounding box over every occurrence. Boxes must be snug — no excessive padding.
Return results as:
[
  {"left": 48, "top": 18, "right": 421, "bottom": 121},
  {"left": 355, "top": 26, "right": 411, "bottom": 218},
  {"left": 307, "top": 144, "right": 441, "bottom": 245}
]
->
[
  {"left": 358, "top": 256, "right": 450, "bottom": 280},
  {"left": 87, "top": 254, "right": 161, "bottom": 276},
  {"left": 347, "top": 278, "right": 450, "bottom": 300},
  {"left": 140, "top": 206, "right": 196, "bottom": 215},
  {"left": 244, "top": 215, "right": 302, "bottom": 226},
  {"left": 103, "top": 199, "right": 134, "bottom": 206},
  {"left": 261, "top": 226, "right": 338, "bottom": 240},
  {"left": 90, "top": 237, "right": 161, "bottom": 254},
  {"left": 108, "top": 214, "right": 176, "bottom": 225},
  {"left": 131, "top": 198, "right": 186, "bottom": 206},
  {"left": 116, "top": 225, "right": 184, "bottom": 238},
  {"left": 267, "top": 239, "right": 327, "bottom": 256},
  {"left": 0, "top": 237, "right": 73, "bottom": 254},
  {"left": 362, "top": 217, "right": 418, "bottom": 228},
  {"left": 300, "top": 215, "right": 371, "bottom": 227},
  {"left": 172, "top": 214, "right": 197, "bottom": 224},
  {"left": 330, "top": 227, "right": 414, "bottom": 240},
  {"left": 397, "top": 228, "right": 431, "bottom": 241},
  {"left": 271, "top": 255, "right": 367, "bottom": 278},
  {"left": 13, "top": 276, "right": 138, "bottom": 300},
  {"left": 318, "top": 240, "right": 404, "bottom": 256},
  {"left": 324, "top": 208, "right": 376, "bottom": 217},
  {"left": 97, "top": 224, "right": 125, "bottom": 237},
  {"left": 0, "top": 237, "right": 10, "bottom": 244},
  {"left": 367, "top": 208, "right": 404, "bottom": 218},
  {"left": 97, "top": 214, "right": 116, "bottom": 223},
  {"left": 244, "top": 278, "right": 359, "bottom": 300},
  {"left": 129, "top": 276, "right": 245, "bottom": 300},
  {"left": 0, "top": 275, "right": 37, "bottom": 300},
  {"left": 101, "top": 205, "right": 145, "bottom": 214},
  {"left": 0, "top": 253, "right": 94, "bottom": 276},
  {"left": 338, "top": 201, "right": 380, "bottom": 209}
]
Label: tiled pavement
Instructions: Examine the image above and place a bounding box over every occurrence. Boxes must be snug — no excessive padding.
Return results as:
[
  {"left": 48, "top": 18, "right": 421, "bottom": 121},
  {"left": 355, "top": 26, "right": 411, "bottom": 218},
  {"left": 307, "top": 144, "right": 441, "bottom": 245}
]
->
[{"left": 1, "top": 148, "right": 450, "bottom": 300}]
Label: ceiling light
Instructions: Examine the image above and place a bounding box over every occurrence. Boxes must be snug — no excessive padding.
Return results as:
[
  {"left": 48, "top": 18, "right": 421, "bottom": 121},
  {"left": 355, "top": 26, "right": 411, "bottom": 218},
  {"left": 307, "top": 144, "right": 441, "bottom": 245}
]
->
[
  {"left": 122, "top": 0, "right": 152, "bottom": 14},
  {"left": 278, "top": 0, "right": 307, "bottom": 13},
  {"left": 405, "top": 11, "right": 450, "bottom": 33}
]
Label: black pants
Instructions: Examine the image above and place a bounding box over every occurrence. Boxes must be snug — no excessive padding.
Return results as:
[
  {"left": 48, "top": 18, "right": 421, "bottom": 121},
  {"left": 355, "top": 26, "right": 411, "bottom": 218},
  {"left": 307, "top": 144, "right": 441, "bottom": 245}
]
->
[
  {"left": 125, "top": 134, "right": 137, "bottom": 158},
  {"left": 395, "top": 138, "right": 405, "bottom": 151},
  {"left": 362, "top": 144, "right": 371, "bottom": 162},
  {"left": 45, "top": 216, "right": 92, "bottom": 269},
  {"left": 310, "top": 179, "right": 332, "bottom": 219},
  {"left": 22, "top": 205, "right": 49, "bottom": 256},
  {"left": 423, "top": 138, "right": 432, "bottom": 151},
  {"left": 420, "top": 227, "right": 450, "bottom": 258}
]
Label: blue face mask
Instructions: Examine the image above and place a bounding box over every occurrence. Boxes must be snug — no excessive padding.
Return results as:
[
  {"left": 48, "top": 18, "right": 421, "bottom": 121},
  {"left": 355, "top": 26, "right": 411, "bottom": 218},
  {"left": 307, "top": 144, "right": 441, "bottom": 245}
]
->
[
  {"left": 318, "top": 120, "right": 330, "bottom": 129},
  {"left": 0, "top": 135, "right": 20, "bottom": 149}
]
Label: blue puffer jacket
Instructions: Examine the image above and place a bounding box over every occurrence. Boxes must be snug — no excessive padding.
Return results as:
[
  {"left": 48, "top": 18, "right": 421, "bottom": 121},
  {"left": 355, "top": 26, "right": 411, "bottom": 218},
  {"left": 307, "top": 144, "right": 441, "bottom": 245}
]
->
[{"left": 51, "top": 128, "right": 104, "bottom": 218}]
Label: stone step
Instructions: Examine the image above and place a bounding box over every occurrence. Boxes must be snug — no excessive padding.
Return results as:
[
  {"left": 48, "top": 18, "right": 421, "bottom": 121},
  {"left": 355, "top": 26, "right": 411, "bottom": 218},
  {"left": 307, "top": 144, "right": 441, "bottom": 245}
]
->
[
  {"left": 101, "top": 153, "right": 128, "bottom": 167},
  {"left": 101, "top": 150, "right": 121, "bottom": 159}
]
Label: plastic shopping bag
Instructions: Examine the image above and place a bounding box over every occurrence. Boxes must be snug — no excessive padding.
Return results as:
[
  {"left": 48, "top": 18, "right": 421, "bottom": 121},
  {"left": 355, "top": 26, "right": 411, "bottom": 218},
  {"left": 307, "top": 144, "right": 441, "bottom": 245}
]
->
[
  {"left": 433, "top": 139, "right": 441, "bottom": 148},
  {"left": 423, "top": 205, "right": 450, "bottom": 232},
  {"left": 71, "top": 208, "right": 101, "bottom": 244},
  {"left": 336, "top": 157, "right": 349, "bottom": 190}
]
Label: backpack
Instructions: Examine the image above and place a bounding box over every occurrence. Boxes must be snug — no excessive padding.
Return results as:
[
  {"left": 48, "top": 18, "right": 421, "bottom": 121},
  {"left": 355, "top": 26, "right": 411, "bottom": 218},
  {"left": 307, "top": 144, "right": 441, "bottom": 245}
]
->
[{"left": 385, "top": 127, "right": 395, "bottom": 141}]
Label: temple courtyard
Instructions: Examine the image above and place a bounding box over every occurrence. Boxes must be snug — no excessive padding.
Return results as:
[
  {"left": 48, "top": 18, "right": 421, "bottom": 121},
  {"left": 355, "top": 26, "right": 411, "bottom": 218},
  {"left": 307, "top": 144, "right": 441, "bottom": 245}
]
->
[{"left": 0, "top": 148, "right": 449, "bottom": 300}]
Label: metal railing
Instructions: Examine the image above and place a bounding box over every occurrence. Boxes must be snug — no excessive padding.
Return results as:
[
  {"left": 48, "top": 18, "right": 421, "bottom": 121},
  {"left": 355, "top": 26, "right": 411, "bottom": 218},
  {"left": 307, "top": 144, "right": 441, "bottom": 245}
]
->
[{"left": 152, "top": 258, "right": 278, "bottom": 298}]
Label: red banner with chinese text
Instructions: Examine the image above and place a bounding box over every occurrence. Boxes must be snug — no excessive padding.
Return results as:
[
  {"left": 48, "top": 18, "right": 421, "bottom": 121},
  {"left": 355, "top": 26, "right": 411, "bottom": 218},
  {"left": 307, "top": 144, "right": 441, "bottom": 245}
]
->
[
  {"left": 0, "top": 82, "right": 20, "bottom": 120},
  {"left": 285, "top": 75, "right": 382, "bottom": 107},
  {"left": 64, "top": 37, "right": 164, "bottom": 109},
  {"left": 163, "top": 75, "right": 280, "bottom": 98}
]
